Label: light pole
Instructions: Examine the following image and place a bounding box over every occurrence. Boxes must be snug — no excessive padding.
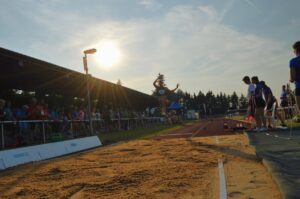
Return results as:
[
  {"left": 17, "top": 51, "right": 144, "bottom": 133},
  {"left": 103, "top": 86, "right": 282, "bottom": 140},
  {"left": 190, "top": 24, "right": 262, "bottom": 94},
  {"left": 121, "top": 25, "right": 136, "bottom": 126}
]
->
[{"left": 83, "top": 48, "right": 97, "bottom": 135}]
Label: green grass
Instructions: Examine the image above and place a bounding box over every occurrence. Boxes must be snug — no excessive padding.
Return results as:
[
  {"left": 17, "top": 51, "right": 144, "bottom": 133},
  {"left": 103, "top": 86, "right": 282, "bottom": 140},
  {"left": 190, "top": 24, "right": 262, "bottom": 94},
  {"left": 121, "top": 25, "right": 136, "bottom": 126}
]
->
[{"left": 97, "top": 121, "right": 198, "bottom": 145}]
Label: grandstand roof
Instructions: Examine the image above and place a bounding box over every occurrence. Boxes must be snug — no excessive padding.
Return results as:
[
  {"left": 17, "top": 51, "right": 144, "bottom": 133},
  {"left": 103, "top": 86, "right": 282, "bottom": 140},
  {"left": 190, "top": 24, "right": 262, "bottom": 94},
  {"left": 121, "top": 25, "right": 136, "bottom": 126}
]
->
[{"left": 0, "top": 47, "right": 158, "bottom": 109}]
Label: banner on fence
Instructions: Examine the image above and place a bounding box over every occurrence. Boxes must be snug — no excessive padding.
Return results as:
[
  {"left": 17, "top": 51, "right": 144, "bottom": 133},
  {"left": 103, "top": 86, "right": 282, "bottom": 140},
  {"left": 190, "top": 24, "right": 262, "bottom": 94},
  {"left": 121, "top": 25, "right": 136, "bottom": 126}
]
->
[{"left": 0, "top": 136, "right": 102, "bottom": 170}]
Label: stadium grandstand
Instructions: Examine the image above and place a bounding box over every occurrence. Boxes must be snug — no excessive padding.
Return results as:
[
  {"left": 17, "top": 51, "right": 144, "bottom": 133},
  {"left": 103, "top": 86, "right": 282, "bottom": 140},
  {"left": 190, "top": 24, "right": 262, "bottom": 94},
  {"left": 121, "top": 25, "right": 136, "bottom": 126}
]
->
[
  {"left": 0, "top": 47, "right": 160, "bottom": 150},
  {"left": 0, "top": 47, "right": 158, "bottom": 110}
]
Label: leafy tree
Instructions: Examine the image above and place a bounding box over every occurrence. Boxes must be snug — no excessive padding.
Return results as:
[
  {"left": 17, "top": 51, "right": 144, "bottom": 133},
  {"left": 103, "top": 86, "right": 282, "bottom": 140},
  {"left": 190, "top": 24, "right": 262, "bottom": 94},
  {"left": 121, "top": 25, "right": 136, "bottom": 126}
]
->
[{"left": 116, "top": 79, "right": 122, "bottom": 86}]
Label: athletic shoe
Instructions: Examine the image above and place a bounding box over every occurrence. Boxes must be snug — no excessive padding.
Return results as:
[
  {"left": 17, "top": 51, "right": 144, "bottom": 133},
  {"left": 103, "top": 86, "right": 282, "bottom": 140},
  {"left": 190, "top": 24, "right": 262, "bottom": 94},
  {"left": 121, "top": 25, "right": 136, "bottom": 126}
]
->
[
  {"left": 260, "top": 127, "right": 268, "bottom": 132},
  {"left": 267, "top": 125, "right": 273, "bottom": 129},
  {"left": 254, "top": 127, "right": 260, "bottom": 132}
]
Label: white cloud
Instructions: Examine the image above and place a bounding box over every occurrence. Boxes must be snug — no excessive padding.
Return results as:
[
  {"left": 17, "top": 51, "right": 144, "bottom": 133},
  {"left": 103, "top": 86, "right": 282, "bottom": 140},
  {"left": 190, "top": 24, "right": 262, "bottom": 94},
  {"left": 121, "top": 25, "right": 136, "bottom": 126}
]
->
[
  {"left": 243, "top": 0, "right": 261, "bottom": 13},
  {"left": 2, "top": 3, "right": 290, "bottom": 97},
  {"left": 138, "top": 0, "right": 162, "bottom": 9},
  {"left": 198, "top": 5, "right": 218, "bottom": 22}
]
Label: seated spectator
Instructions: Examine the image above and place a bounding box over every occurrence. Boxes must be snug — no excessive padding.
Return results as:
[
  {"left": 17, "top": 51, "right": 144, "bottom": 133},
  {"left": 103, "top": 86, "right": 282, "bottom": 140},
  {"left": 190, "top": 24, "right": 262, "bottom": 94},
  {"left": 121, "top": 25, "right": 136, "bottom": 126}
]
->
[
  {"left": 35, "top": 99, "right": 49, "bottom": 120},
  {"left": 27, "top": 98, "right": 38, "bottom": 120},
  {"left": 78, "top": 107, "right": 85, "bottom": 121},
  {"left": 3, "top": 101, "right": 14, "bottom": 121},
  {"left": 15, "top": 105, "right": 29, "bottom": 140},
  {"left": 50, "top": 108, "right": 60, "bottom": 120},
  {"left": 95, "top": 109, "right": 101, "bottom": 120}
]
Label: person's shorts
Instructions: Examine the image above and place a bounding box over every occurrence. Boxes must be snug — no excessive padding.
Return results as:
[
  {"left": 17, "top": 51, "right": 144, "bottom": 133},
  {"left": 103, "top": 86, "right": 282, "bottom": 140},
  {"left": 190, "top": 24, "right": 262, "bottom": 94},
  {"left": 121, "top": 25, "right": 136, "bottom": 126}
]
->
[
  {"left": 295, "top": 88, "right": 300, "bottom": 96},
  {"left": 255, "top": 97, "right": 266, "bottom": 108},
  {"left": 266, "top": 100, "right": 277, "bottom": 111},
  {"left": 280, "top": 100, "right": 288, "bottom": 107}
]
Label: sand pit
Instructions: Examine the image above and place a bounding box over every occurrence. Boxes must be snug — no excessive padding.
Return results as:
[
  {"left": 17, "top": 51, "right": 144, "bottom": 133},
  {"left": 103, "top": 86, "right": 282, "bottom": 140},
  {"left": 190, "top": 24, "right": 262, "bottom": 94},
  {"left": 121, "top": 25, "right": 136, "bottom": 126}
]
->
[{"left": 0, "top": 121, "right": 281, "bottom": 199}]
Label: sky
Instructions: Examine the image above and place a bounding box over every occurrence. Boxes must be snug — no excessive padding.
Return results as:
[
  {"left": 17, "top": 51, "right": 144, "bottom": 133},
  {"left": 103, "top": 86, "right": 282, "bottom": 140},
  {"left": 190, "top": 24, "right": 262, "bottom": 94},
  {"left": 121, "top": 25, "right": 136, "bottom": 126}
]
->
[{"left": 1, "top": 0, "right": 300, "bottom": 98}]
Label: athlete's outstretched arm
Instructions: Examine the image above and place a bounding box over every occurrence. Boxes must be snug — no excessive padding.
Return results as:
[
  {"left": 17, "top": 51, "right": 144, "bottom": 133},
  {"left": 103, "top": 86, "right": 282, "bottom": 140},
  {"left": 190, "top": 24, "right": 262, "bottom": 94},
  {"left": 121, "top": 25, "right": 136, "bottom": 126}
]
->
[
  {"left": 170, "top": 84, "right": 180, "bottom": 92},
  {"left": 153, "top": 78, "right": 159, "bottom": 88}
]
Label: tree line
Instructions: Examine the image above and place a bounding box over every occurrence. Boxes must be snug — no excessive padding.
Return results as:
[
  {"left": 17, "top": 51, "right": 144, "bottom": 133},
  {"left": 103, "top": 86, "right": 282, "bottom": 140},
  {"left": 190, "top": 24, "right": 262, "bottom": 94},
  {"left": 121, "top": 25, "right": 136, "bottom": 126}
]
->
[
  {"left": 176, "top": 89, "right": 248, "bottom": 115},
  {"left": 153, "top": 89, "right": 248, "bottom": 116}
]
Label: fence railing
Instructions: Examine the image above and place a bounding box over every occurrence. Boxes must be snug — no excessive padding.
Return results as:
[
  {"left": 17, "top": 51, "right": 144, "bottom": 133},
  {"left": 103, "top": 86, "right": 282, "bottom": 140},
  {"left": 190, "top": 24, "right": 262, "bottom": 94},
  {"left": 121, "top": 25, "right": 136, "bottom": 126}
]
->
[
  {"left": 0, "top": 117, "right": 164, "bottom": 150},
  {"left": 226, "top": 105, "right": 299, "bottom": 121}
]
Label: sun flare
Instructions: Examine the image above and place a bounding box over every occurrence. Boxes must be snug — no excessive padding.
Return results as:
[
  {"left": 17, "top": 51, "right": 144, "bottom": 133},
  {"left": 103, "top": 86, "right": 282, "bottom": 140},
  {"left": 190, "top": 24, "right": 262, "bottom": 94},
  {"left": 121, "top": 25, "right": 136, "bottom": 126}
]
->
[{"left": 95, "top": 41, "right": 122, "bottom": 69}]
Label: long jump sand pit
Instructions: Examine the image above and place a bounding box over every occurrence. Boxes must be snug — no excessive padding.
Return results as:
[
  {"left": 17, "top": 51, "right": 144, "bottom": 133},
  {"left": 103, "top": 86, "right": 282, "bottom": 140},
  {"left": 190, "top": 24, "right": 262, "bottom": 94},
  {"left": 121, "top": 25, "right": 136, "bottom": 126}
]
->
[{"left": 0, "top": 120, "right": 281, "bottom": 199}]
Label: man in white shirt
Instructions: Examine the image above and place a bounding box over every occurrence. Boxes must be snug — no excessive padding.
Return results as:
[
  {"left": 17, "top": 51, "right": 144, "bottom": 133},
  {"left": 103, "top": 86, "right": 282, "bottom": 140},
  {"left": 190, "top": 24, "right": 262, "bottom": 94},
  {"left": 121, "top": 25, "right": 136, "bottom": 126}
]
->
[{"left": 243, "top": 76, "right": 255, "bottom": 119}]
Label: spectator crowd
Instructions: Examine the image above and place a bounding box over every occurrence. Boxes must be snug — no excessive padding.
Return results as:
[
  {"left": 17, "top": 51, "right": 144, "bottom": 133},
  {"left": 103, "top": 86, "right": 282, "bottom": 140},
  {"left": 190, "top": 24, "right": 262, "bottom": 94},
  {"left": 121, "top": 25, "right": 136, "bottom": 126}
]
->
[{"left": 0, "top": 97, "right": 157, "bottom": 148}]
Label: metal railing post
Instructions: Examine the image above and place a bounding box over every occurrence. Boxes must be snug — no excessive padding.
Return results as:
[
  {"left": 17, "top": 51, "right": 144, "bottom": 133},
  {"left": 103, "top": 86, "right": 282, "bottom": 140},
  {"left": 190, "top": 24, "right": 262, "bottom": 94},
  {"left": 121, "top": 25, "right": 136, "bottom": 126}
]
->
[
  {"left": 70, "top": 120, "right": 74, "bottom": 138},
  {"left": 1, "top": 123, "right": 4, "bottom": 149},
  {"left": 118, "top": 118, "right": 121, "bottom": 130},
  {"left": 42, "top": 122, "right": 46, "bottom": 143}
]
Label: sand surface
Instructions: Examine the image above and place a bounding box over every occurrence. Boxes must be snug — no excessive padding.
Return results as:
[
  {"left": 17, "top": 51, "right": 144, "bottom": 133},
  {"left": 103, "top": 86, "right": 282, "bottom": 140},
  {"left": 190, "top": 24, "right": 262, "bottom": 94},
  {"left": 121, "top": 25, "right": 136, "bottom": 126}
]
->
[
  {"left": 0, "top": 121, "right": 282, "bottom": 199},
  {"left": 201, "top": 135, "right": 282, "bottom": 199}
]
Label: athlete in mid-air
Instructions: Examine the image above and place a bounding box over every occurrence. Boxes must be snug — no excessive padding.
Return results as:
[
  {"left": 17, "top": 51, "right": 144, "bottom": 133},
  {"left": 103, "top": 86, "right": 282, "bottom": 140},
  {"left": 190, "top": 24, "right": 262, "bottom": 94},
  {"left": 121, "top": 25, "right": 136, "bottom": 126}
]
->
[{"left": 153, "top": 74, "right": 179, "bottom": 115}]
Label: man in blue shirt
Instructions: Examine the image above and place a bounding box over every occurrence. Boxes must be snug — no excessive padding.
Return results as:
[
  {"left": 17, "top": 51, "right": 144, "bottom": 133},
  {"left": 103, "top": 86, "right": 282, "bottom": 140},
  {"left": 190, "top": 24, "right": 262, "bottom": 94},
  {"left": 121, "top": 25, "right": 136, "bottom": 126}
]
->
[
  {"left": 290, "top": 41, "right": 300, "bottom": 111},
  {"left": 260, "top": 81, "right": 286, "bottom": 128},
  {"left": 251, "top": 76, "right": 267, "bottom": 131}
]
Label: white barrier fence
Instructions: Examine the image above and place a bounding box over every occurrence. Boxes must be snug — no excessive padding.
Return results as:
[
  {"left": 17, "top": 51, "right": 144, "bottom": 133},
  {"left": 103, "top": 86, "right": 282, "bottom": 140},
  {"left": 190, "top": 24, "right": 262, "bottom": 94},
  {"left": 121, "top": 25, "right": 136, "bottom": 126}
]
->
[
  {"left": 0, "top": 136, "right": 102, "bottom": 170},
  {"left": 0, "top": 117, "right": 164, "bottom": 150}
]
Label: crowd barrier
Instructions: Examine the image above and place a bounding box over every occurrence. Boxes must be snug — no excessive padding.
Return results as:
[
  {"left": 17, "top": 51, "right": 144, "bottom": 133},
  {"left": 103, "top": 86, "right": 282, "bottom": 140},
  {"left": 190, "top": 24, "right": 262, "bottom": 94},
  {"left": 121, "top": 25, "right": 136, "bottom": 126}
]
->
[
  {"left": 0, "top": 117, "right": 164, "bottom": 150},
  {"left": 226, "top": 105, "right": 299, "bottom": 128},
  {"left": 0, "top": 136, "right": 102, "bottom": 170}
]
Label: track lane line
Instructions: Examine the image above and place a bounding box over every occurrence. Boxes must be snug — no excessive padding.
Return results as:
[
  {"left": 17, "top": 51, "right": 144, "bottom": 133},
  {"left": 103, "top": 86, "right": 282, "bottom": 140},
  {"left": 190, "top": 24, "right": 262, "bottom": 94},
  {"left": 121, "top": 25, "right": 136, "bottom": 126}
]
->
[{"left": 215, "top": 136, "right": 227, "bottom": 199}]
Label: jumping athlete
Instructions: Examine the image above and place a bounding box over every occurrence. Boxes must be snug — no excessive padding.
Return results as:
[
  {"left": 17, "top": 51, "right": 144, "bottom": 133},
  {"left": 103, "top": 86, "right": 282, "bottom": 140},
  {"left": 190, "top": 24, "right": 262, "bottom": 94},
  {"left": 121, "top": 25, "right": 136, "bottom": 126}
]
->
[{"left": 153, "top": 74, "right": 179, "bottom": 115}]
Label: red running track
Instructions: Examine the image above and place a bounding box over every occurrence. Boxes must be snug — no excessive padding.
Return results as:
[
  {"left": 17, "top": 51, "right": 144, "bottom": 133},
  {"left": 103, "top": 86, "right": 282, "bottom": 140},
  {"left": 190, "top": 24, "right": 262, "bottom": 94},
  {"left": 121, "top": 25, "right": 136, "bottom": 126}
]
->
[{"left": 155, "top": 118, "right": 246, "bottom": 140}]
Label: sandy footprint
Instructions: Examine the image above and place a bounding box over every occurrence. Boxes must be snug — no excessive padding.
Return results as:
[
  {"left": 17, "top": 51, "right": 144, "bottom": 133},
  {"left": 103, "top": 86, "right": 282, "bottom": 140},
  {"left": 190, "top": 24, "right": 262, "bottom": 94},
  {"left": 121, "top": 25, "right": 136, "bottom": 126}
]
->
[{"left": 228, "top": 191, "right": 244, "bottom": 197}]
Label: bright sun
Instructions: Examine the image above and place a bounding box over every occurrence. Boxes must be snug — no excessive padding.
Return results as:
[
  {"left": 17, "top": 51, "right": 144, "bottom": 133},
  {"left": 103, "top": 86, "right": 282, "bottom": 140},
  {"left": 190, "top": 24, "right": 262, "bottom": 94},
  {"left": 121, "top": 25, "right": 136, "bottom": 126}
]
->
[{"left": 95, "top": 41, "right": 122, "bottom": 68}]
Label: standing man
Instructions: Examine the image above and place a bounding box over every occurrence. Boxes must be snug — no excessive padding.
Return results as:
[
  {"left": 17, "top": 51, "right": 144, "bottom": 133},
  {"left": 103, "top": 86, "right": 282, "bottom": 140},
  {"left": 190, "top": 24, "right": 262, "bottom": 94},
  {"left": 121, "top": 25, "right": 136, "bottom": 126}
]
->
[
  {"left": 251, "top": 76, "right": 267, "bottom": 131},
  {"left": 260, "top": 81, "right": 286, "bottom": 128},
  {"left": 242, "top": 76, "right": 255, "bottom": 120},
  {"left": 280, "top": 85, "right": 292, "bottom": 119},
  {"left": 280, "top": 85, "right": 288, "bottom": 108},
  {"left": 290, "top": 41, "right": 300, "bottom": 111}
]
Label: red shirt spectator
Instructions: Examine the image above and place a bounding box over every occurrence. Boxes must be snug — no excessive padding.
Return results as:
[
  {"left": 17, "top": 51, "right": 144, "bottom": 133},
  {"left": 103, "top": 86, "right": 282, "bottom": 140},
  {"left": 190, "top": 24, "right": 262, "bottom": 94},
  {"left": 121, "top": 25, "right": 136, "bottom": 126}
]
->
[
  {"left": 41, "top": 104, "right": 49, "bottom": 120},
  {"left": 27, "top": 98, "right": 38, "bottom": 120}
]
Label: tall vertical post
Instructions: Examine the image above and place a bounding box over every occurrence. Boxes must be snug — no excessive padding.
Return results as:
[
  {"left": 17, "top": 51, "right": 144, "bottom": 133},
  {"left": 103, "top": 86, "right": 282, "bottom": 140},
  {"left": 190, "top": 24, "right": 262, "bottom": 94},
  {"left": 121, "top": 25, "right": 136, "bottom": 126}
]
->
[
  {"left": 42, "top": 122, "right": 46, "bottom": 143},
  {"left": 70, "top": 121, "right": 74, "bottom": 138},
  {"left": 83, "top": 55, "right": 94, "bottom": 135},
  {"left": 1, "top": 123, "right": 4, "bottom": 149}
]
